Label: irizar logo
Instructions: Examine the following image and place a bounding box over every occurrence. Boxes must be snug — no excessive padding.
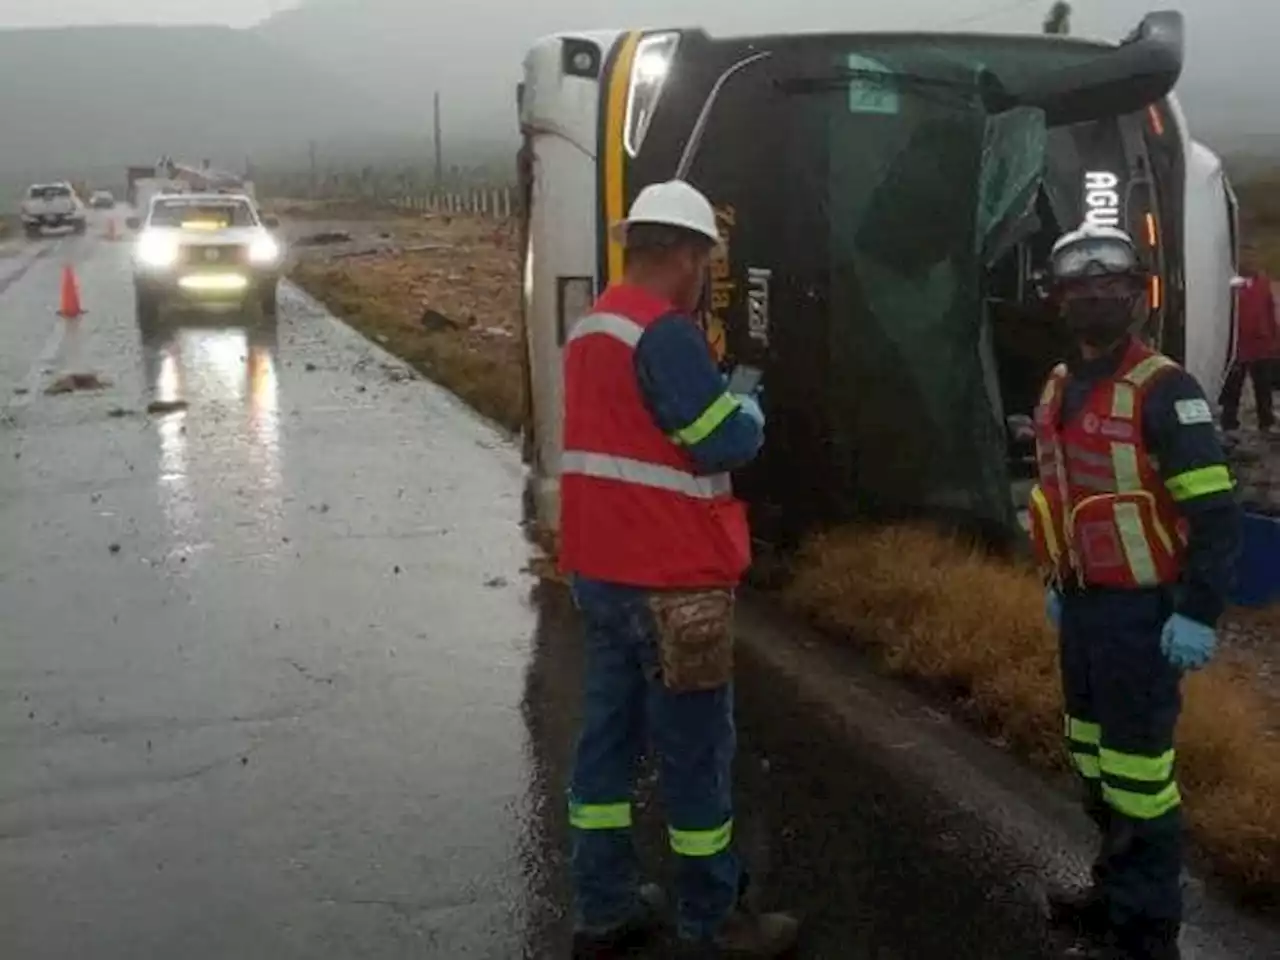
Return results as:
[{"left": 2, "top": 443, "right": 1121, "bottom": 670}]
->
[
  {"left": 747, "top": 267, "right": 771, "bottom": 347},
  {"left": 1084, "top": 171, "right": 1122, "bottom": 229}
]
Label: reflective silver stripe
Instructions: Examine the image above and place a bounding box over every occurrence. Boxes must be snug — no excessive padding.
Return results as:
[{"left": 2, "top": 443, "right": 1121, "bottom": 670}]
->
[
  {"left": 1067, "top": 470, "right": 1116, "bottom": 493},
  {"left": 1064, "top": 444, "right": 1112, "bottom": 467},
  {"left": 562, "top": 451, "right": 731, "bottom": 499},
  {"left": 567, "top": 312, "right": 644, "bottom": 348}
]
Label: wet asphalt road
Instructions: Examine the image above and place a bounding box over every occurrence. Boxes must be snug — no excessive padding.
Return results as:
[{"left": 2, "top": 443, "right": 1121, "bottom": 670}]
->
[{"left": 0, "top": 218, "right": 1270, "bottom": 959}]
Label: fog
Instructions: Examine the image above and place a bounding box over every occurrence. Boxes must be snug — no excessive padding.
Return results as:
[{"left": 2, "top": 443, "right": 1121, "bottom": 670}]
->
[{"left": 1, "top": 0, "right": 1276, "bottom": 196}]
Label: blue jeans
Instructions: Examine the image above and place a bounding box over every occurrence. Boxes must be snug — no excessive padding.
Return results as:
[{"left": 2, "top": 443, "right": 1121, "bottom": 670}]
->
[{"left": 569, "top": 577, "right": 741, "bottom": 942}]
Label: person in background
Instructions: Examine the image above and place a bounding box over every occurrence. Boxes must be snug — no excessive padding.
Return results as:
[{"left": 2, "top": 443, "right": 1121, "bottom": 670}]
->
[
  {"left": 1028, "top": 223, "right": 1241, "bottom": 960},
  {"left": 1219, "top": 246, "right": 1278, "bottom": 437},
  {"left": 558, "top": 179, "right": 798, "bottom": 959}
]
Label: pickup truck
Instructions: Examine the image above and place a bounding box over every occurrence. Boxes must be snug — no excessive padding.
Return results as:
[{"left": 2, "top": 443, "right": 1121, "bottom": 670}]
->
[{"left": 20, "top": 183, "right": 87, "bottom": 238}]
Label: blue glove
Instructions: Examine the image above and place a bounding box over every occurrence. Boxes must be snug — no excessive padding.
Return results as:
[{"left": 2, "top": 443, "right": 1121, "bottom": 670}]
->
[
  {"left": 1160, "top": 614, "right": 1217, "bottom": 671},
  {"left": 736, "top": 392, "right": 764, "bottom": 428},
  {"left": 1045, "top": 587, "right": 1062, "bottom": 630}
]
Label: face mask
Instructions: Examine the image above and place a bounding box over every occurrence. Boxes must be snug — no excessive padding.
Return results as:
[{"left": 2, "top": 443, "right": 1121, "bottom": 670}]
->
[{"left": 1063, "top": 296, "right": 1137, "bottom": 349}]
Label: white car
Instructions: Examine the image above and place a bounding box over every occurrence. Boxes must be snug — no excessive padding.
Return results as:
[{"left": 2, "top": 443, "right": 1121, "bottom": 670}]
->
[
  {"left": 20, "top": 182, "right": 87, "bottom": 237},
  {"left": 127, "top": 192, "right": 284, "bottom": 323},
  {"left": 89, "top": 190, "right": 116, "bottom": 210}
]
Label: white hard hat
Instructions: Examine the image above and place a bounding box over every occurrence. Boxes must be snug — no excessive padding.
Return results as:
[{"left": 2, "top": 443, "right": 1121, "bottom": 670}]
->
[
  {"left": 1050, "top": 222, "right": 1143, "bottom": 282},
  {"left": 611, "top": 179, "right": 721, "bottom": 246}
]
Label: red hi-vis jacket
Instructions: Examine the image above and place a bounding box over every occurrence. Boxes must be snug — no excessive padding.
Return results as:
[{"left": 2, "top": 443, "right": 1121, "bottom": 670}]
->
[
  {"left": 558, "top": 284, "right": 751, "bottom": 588},
  {"left": 1028, "top": 340, "right": 1188, "bottom": 589}
]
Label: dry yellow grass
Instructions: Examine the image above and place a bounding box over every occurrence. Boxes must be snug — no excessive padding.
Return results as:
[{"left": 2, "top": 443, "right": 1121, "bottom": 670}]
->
[
  {"left": 785, "top": 523, "right": 1280, "bottom": 900},
  {"left": 290, "top": 217, "right": 524, "bottom": 430}
]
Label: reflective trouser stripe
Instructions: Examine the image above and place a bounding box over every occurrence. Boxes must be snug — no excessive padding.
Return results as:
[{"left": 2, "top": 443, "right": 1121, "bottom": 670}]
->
[
  {"left": 1166, "top": 464, "right": 1235, "bottom": 502},
  {"left": 1066, "top": 716, "right": 1102, "bottom": 780},
  {"left": 569, "top": 800, "right": 632, "bottom": 830},
  {"left": 562, "top": 450, "right": 731, "bottom": 499},
  {"left": 1102, "top": 781, "right": 1181, "bottom": 820},
  {"left": 671, "top": 392, "right": 741, "bottom": 447},
  {"left": 669, "top": 819, "right": 733, "bottom": 857},
  {"left": 1101, "top": 747, "right": 1175, "bottom": 782},
  {"left": 1100, "top": 747, "right": 1180, "bottom": 820}
]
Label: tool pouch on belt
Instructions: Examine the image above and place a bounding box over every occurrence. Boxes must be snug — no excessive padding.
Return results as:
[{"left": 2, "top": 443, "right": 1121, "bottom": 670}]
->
[{"left": 647, "top": 588, "right": 735, "bottom": 693}]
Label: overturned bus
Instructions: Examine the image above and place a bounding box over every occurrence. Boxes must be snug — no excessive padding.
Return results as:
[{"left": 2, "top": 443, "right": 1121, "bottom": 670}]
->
[{"left": 518, "top": 11, "right": 1239, "bottom": 547}]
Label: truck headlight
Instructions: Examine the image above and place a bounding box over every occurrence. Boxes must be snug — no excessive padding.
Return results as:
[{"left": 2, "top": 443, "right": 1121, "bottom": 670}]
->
[
  {"left": 624, "top": 31, "right": 680, "bottom": 158},
  {"left": 248, "top": 235, "right": 281, "bottom": 265},
  {"left": 136, "top": 232, "right": 179, "bottom": 269}
]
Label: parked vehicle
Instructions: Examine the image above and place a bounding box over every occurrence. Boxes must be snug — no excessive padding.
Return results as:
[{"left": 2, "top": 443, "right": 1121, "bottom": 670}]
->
[
  {"left": 19, "top": 182, "right": 87, "bottom": 237},
  {"left": 89, "top": 190, "right": 116, "bottom": 210}
]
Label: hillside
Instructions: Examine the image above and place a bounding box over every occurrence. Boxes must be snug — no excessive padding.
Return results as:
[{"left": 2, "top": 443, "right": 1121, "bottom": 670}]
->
[{"left": 0, "top": 25, "right": 404, "bottom": 198}]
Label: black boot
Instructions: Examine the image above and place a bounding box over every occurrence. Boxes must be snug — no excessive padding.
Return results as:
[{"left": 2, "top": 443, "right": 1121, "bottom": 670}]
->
[
  {"left": 572, "top": 883, "right": 667, "bottom": 958},
  {"left": 1047, "top": 884, "right": 1109, "bottom": 937},
  {"left": 674, "top": 909, "right": 800, "bottom": 959},
  {"left": 675, "top": 873, "right": 799, "bottom": 959},
  {"left": 1060, "top": 921, "right": 1181, "bottom": 960},
  {"left": 1113, "top": 920, "right": 1181, "bottom": 960}
]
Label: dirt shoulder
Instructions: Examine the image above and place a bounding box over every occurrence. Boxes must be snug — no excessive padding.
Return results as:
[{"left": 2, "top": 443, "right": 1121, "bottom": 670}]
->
[
  {"left": 285, "top": 203, "right": 1280, "bottom": 904},
  {"left": 284, "top": 208, "right": 523, "bottom": 430}
]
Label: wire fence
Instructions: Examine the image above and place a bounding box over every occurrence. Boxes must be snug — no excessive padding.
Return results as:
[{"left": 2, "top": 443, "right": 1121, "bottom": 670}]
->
[{"left": 256, "top": 163, "right": 520, "bottom": 221}]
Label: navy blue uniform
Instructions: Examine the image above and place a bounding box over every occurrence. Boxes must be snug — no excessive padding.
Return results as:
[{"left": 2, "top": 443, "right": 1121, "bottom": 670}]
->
[{"left": 1057, "top": 344, "right": 1241, "bottom": 955}]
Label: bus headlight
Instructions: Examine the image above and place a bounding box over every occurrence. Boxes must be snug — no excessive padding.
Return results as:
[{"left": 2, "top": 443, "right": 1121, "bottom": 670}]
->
[
  {"left": 248, "top": 235, "right": 281, "bottom": 265},
  {"left": 624, "top": 31, "right": 680, "bottom": 158},
  {"left": 136, "top": 231, "right": 179, "bottom": 269}
]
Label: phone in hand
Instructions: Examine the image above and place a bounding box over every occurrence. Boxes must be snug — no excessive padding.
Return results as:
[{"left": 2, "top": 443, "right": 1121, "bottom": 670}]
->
[{"left": 725, "top": 364, "right": 763, "bottom": 395}]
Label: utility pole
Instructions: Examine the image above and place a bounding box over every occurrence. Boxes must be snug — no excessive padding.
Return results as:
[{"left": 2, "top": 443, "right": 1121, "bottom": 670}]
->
[
  {"left": 308, "top": 139, "right": 318, "bottom": 199},
  {"left": 433, "top": 91, "right": 444, "bottom": 188}
]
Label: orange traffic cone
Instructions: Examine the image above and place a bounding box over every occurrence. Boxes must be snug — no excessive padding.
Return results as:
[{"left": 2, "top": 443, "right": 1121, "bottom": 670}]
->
[
  {"left": 104, "top": 218, "right": 118, "bottom": 241},
  {"left": 58, "top": 265, "right": 84, "bottom": 318}
]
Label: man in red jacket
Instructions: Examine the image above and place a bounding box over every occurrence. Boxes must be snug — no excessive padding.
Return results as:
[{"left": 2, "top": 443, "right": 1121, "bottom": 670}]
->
[{"left": 1220, "top": 247, "right": 1278, "bottom": 435}]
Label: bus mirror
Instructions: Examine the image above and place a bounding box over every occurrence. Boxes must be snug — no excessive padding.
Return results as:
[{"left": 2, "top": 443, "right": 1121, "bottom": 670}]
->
[{"left": 1014, "top": 10, "right": 1184, "bottom": 126}]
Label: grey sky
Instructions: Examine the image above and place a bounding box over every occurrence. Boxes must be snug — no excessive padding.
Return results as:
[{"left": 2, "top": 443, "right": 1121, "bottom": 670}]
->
[
  {"left": 1, "top": 0, "right": 1273, "bottom": 149},
  {"left": 0, "top": 1, "right": 1257, "bottom": 41}
]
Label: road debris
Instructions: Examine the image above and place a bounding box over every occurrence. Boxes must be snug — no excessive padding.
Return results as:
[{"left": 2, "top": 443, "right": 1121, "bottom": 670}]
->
[
  {"left": 293, "top": 230, "right": 353, "bottom": 247},
  {"left": 45, "top": 372, "right": 111, "bottom": 395},
  {"left": 146, "top": 399, "right": 189, "bottom": 415}
]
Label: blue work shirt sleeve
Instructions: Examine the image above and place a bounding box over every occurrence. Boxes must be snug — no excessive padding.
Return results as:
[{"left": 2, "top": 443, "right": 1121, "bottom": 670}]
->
[
  {"left": 1142, "top": 369, "right": 1243, "bottom": 627},
  {"left": 633, "top": 313, "right": 764, "bottom": 475}
]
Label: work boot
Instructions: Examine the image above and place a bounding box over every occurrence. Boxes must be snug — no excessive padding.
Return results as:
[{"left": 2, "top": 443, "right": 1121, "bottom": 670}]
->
[
  {"left": 1060, "top": 922, "right": 1181, "bottom": 960},
  {"left": 675, "top": 908, "right": 800, "bottom": 958},
  {"left": 571, "top": 883, "right": 667, "bottom": 959},
  {"left": 1046, "top": 885, "right": 1109, "bottom": 939},
  {"left": 1113, "top": 920, "right": 1182, "bottom": 960}
]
